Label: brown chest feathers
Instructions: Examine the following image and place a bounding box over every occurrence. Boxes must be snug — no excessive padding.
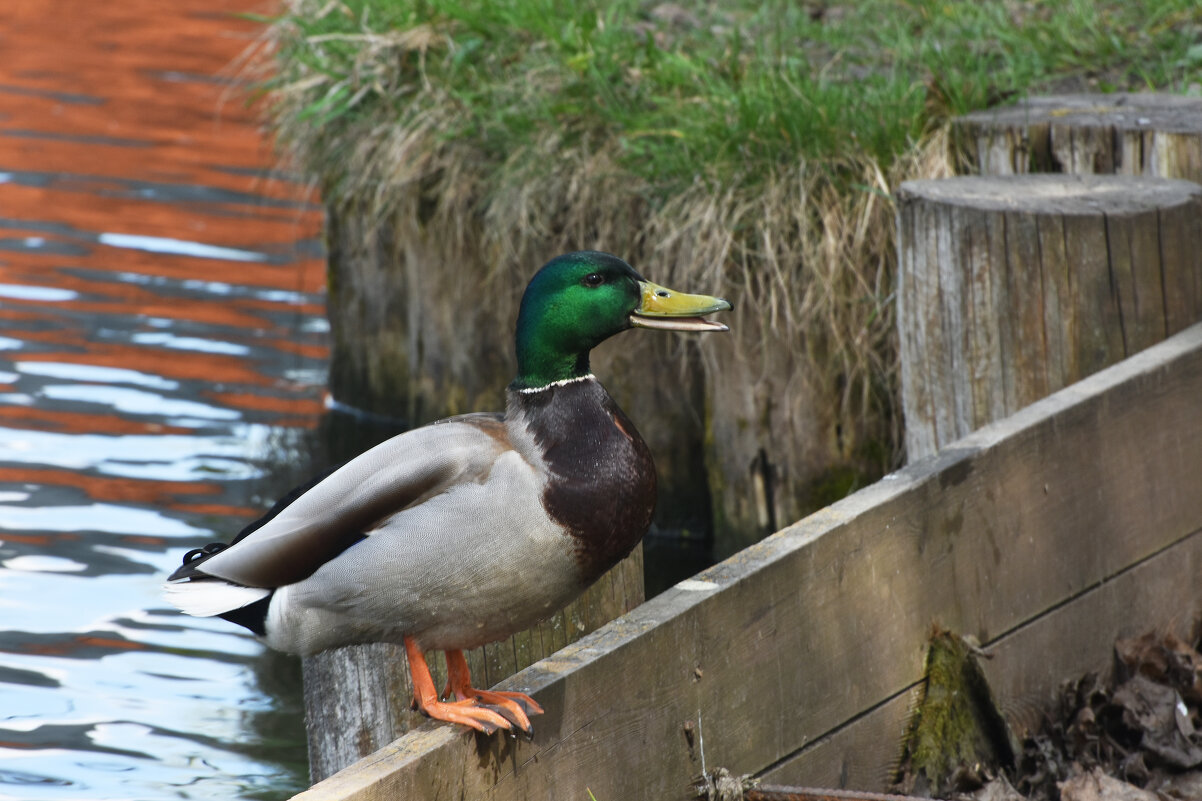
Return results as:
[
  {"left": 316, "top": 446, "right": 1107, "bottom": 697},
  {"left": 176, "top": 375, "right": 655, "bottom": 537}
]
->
[{"left": 511, "top": 378, "right": 656, "bottom": 584}]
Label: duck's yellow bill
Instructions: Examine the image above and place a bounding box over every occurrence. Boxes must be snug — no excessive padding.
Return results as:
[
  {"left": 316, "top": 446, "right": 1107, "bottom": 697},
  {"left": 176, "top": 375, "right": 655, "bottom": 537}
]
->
[{"left": 630, "top": 281, "right": 731, "bottom": 333}]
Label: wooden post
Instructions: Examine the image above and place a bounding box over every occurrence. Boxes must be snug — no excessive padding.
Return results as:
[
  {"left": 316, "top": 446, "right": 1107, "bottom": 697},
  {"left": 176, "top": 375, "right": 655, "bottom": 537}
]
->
[
  {"left": 896, "top": 174, "right": 1202, "bottom": 462},
  {"left": 303, "top": 547, "right": 644, "bottom": 781},
  {"left": 954, "top": 93, "right": 1202, "bottom": 183}
]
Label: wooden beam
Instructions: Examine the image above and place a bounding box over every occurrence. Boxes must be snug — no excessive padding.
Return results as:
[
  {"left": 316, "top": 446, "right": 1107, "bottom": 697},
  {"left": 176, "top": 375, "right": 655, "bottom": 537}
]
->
[
  {"left": 762, "top": 520, "right": 1202, "bottom": 788},
  {"left": 292, "top": 323, "right": 1202, "bottom": 801}
]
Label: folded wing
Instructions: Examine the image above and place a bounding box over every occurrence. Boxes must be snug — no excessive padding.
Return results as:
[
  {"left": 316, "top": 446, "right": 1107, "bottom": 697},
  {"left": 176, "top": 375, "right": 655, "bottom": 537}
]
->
[{"left": 171, "top": 415, "right": 511, "bottom": 590}]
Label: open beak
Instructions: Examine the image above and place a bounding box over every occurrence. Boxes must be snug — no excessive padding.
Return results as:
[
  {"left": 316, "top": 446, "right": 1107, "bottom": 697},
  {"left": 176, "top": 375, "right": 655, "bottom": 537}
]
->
[{"left": 629, "top": 280, "right": 732, "bottom": 333}]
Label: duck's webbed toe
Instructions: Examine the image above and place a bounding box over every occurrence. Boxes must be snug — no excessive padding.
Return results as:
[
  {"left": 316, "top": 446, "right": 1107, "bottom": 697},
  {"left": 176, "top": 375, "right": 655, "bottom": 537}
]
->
[
  {"left": 442, "top": 649, "right": 542, "bottom": 733},
  {"left": 405, "top": 637, "right": 531, "bottom": 734}
]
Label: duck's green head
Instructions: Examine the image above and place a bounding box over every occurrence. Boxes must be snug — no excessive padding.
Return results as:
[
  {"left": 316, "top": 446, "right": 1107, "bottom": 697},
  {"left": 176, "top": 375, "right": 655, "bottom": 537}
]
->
[{"left": 513, "top": 251, "right": 731, "bottom": 390}]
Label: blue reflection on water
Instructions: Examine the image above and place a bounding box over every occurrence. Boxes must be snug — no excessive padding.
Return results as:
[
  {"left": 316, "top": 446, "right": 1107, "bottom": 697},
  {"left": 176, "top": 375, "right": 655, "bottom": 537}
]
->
[
  {"left": 0, "top": 428, "right": 267, "bottom": 479},
  {"left": 0, "top": 284, "right": 78, "bottom": 301},
  {"left": 15, "top": 362, "right": 180, "bottom": 390},
  {"left": 0, "top": 504, "right": 207, "bottom": 537},
  {"left": 98, "top": 233, "right": 269, "bottom": 263},
  {"left": 0, "top": 263, "right": 322, "bottom": 801},
  {"left": 129, "top": 333, "right": 251, "bottom": 357},
  {"left": 39, "top": 386, "right": 242, "bottom": 423}
]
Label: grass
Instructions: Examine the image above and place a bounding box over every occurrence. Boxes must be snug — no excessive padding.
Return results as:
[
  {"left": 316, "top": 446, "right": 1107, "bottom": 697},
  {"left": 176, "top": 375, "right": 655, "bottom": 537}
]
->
[
  {"left": 263, "top": 0, "right": 1201, "bottom": 194},
  {"left": 253, "top": 0, "right": 1202, "bottom": 534}
]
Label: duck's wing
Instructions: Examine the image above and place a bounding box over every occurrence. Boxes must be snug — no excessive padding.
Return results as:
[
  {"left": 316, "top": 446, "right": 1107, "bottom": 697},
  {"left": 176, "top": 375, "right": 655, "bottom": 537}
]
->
[{"left": 175, "top": 414, "right": 512, "bottom": 589}]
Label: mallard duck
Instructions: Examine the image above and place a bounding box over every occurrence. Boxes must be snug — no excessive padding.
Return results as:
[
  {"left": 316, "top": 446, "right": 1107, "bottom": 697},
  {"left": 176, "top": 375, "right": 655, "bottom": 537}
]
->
[{"left": 164, "top": 251, "right": 730, "bottom": 734}]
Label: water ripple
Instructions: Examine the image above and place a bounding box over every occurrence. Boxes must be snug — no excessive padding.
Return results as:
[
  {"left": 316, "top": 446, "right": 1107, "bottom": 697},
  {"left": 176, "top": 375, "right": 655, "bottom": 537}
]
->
[{"left": 0, "top": 3, "right": 326, "bottom": 797}]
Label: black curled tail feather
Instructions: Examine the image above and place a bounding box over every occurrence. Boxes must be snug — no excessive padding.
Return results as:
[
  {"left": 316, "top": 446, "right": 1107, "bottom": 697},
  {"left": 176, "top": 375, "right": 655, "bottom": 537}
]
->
[
  {"left": 166, "top": 467, "right": 343, "bottom": 636},
  {"left": 168, "top": 541, "right": 228, "bottom": 581}
]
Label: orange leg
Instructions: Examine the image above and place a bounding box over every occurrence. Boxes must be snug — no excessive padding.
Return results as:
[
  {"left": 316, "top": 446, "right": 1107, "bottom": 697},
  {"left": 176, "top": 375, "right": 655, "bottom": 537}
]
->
[
  {"left": 444, "top": 649, "right": 543, "bottom": 733},
  {"left": 403, "top": 637, "right": 511, "bottom": 734}
]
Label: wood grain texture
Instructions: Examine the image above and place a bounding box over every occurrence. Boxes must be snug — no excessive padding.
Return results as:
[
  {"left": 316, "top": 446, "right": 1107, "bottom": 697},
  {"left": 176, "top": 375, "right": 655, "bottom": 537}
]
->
[
  {"left": 292, "top": 324, "right": 1202, "bottom": 800},
  {"left": 896, "top": 174, "right": 1202, "bottom": 461},
  {"left": 761, "top": 525, "right": 1202, "bottom": 788},
  {"left": 956, "top": 93, "right": 1202, "bottom": 184},
  {"left": 303, "top": 546, "right": 643, "bottom": 782}
]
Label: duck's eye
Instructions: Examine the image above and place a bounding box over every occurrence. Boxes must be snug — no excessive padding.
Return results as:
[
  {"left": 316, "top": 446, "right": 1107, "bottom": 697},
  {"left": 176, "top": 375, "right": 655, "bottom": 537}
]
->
[{"left": 582, "top": 272, "right": 605, "bottom": 288}]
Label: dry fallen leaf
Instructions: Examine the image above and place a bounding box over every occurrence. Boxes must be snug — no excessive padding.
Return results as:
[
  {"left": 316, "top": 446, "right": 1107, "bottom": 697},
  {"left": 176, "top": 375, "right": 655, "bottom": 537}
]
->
[{"left": 1058, "top": 767, "right": 1158, "bottom": 801}]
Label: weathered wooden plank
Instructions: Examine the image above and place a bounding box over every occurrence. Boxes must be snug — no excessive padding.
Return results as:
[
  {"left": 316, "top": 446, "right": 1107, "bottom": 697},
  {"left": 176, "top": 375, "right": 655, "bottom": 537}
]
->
[
  {"left": 758, "top": 690, "right": 918, "bottom": 792},
  {"left": 1159, "top": 201, "right": 1202, "bottom": 336},
  {"left": 924, "top": 196, "right": 956, "bottom": 452},
  {"left": 983, "top": 206, "right": 1013, "bottom": 418},
  {"left": 292, "top": 324, "right": 1202, "bottom": 801},
  {"left": 961, "top": 200, "right": 1003, "bottom": 429},
  {"left": 1115, "top": 127, "right": 1144, "bottom": 176},
  {"left": 978, "top": 130, "right": 1013, "bottom": 175},
  {"left": 1003, "top": 208, "right": 1050, "bottom": 408},
  {"left": 1149, "top": 128, "right": 1202, "bottom": 182},
  {"left": 303, "top": 643, "right": 415, "bottom": 784},
  {"left": 1127, "top": 205, "right": 1169, "bottom": 351},
  {"left": 979, "top": 528, "right": 1202, "bottom": 732},
  {"left": 939, "top": 203, "right": 972, "bottom": 441},
  {"left": 1105, "top": 210, "right": 1138, "bottom": 356},
  {"left": 761, "top": 523, "right": 1202, "bottom": 788},
  {"left": 481, "top": 636, "right": 515, "bottom": 691},
  {"left": 1037, "top": 213, "right": 1071, "bottom": 389},
  {"left": 896, "top": 198, "right": 936, "bottom": 459},
  {"left": 1062, "top": 213, "right": 1122, "bottom": 377}
]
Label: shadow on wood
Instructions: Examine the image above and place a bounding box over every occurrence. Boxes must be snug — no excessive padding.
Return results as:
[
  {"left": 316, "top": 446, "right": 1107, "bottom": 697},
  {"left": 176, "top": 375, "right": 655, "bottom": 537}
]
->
[{"left": 290, "top": 323, "right": 1202, "bottom": 800}]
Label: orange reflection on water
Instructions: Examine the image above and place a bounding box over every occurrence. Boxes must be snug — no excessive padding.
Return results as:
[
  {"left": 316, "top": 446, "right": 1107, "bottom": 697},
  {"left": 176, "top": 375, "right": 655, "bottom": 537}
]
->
[
  {"left": 0, "top": 0, "right": 328, "bottom": 536},
  {"left": 0, "top": 405, "right": 192, "bottom": 436},
  {"left": 0, "top": 2, "right": 328, "bottom": 794},
  {"left": 0, "top": 467, "right": 220, "bottom": 505}
]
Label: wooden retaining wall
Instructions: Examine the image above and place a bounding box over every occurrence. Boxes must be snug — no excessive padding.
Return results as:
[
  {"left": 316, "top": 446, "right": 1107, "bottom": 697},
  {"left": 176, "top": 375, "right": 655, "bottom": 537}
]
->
[{"left": 292, "top": 323, "right": 1202, "bottom": 800}]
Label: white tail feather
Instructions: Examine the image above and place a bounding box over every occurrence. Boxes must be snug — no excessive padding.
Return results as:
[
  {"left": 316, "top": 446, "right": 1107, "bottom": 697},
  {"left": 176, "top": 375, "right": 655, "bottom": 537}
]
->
[{"left": 163, "top": 580, "right": 270, "bottom": 617}]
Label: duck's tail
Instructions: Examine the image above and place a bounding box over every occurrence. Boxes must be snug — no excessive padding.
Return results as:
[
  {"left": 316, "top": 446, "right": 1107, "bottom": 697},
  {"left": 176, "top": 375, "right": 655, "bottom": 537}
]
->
[
  {"left": 162, "top": 578, "right": 270, "bottom": 618},
  {"left": 164, "top": 541, "right": 274, "bottom": 635}
]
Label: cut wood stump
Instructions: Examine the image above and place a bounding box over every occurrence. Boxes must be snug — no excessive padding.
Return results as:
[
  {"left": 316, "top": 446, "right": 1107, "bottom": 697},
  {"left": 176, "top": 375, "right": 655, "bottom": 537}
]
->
[
  {"left": 302, "top": 546, "right": 643, "bottom": 781},
  {"left": 896, "top": 174, "right": 1202, "bottom": 462},
  {"left": 955, "top": 93, "right": 1202, "bottom": 183}
]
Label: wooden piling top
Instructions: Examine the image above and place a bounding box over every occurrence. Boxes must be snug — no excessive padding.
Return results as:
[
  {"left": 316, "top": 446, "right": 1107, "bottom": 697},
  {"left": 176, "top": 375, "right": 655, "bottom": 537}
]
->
[
  {"left": 895, "top": 173, "right": 1202, "bottom": 460},
  {"left": 955, "top": 93, "right": 1202, "bottom": 181},
  {"left": 898, "top": 173, "right": 1202, "bottom": 215},
  {"left": 959, "top": 93, "right": 1202, "bottom": 134}
]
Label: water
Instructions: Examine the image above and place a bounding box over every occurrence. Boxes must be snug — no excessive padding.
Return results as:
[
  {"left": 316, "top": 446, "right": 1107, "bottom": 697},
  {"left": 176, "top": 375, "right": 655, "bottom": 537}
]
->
[{"left": 0, "top": 3, "right": 326, "bottom": 797}]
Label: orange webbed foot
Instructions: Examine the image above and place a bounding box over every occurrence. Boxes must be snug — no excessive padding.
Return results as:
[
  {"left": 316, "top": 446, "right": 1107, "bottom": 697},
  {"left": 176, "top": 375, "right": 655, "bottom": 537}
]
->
[
  {"left": 415, "top": 696, "right": 512, "bottom": 734},
  {"left": 404, "top": 638, "right": 513, "bottom": 734},
  {"left": 444, "top": 649, "right": 544, "bottom": 733}
]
